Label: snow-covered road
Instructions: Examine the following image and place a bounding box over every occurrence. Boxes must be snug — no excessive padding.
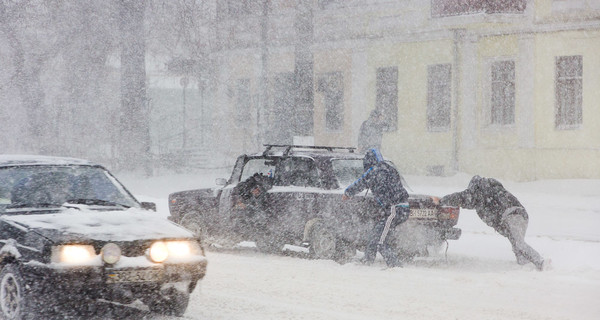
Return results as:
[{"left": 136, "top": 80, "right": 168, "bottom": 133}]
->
[{"left": 124, "top": 171, "right": 600, "bottom": 320}]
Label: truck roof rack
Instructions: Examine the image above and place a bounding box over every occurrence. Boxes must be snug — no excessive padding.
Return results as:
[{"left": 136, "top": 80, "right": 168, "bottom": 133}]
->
[{"left": 262, "top": 144, "right": 356, "bottom": 156}]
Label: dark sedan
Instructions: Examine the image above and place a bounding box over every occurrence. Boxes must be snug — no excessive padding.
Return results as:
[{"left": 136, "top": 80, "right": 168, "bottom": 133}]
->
[{"left": 0, "top": 155, "right": 207, "bottom": 318}]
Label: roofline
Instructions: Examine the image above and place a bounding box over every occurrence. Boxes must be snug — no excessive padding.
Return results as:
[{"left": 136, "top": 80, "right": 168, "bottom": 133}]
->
[{"left": 0, "top": 154, "right": 99, "bottom": 168}]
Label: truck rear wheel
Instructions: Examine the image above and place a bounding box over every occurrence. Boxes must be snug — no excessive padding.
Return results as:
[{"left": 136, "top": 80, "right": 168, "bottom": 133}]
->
[{"left": 309, "top": 222, "right": 336, "bottom": 259}]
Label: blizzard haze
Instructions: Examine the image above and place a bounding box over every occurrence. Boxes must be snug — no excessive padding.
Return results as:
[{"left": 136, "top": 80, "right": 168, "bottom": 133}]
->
[{"left": 1, "top": 0, "right": 599, "bottom": 319}]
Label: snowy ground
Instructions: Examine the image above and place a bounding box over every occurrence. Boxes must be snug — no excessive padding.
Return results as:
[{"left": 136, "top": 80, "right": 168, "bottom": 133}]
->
[{"left": 121, "top": 170, "right": 600, "bottom": 320}]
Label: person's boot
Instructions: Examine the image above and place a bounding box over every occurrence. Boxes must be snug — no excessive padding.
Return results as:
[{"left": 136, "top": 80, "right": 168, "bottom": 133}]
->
[
  {"left": 381, "top": 245, "right": 402, "bottom": 268},
  {"left": 516, "top": 254, "right": 528, "bottom": 265},
  {"left": 360, "top": 245, "right": 377, "bottom": 265},
  {"left": 535, "top": 259, "right": 551, "bottom": 271}
]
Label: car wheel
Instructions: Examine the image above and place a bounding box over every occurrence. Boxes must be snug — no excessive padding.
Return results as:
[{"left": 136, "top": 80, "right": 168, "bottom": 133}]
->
[
  {"left": 0, "top": 264, "right": 31, "bottom": 320},
  {"left": 146, "top": 288, "right": 190, "bottom": 317},
  {"left": 309, "top": 222, "right": 336, "bottom": 260}
]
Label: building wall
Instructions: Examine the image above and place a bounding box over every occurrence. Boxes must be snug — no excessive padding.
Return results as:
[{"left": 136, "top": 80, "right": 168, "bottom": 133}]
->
[
  {"left": 532, "top": 29, "right": 600, "bottom": 179},
  {"left": 313, "top": 48, "right": 353, "bottom": 147},
  {"left": 365, "top": 39, "right": 456, "bottom": 175},
  {"left": 209, "top": 0, "right": 600, "bottom": 180}
]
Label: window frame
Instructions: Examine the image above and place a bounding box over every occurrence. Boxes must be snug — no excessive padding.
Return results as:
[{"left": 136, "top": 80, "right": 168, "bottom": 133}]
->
[
  {"left": 490, "top": 60, "right": 516, "bottom": 126},
  {"left": 555, "top": 55, "right": 583, "bottom": 130},
  {"left": 431, "top": 0, "right": 527, "bottom": 17},
  {"left": 316, "top": 72, "right": 344, "bottom": 132},
  {"left": 426, "top": 63, "right": 452, "bottom": 132}
]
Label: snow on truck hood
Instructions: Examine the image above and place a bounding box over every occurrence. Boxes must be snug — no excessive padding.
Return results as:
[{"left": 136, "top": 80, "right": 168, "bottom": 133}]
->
[{"left": 3, "top": 207, "right": 194, "bottom": 242}]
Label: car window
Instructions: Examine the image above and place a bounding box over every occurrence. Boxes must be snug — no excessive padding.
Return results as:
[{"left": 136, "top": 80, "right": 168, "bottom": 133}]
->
[
  {"left": 275, "top": 157, "right": 320, "bottom": 188},
  {"left": 0, "top": 165, "right": 139, "bottom": 212},
  {"left": 331, "top": 159, "right": 364, "bottom": 188},
  {"left": 240, "top": 158, "right": 276, "bottom": 182}
]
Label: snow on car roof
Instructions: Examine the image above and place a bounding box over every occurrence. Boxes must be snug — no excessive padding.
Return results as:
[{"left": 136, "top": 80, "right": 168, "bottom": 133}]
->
[
  {"left": 253, "top": 147, "right": 363, "bottom": 159},
  {"left": 0, "top": 154, "right": 97, "bottom": 167}
]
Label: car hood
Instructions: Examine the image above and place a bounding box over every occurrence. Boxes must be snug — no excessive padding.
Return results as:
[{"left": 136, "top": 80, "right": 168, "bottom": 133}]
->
[{"left": 2, "top": 207, "right": 194, "bottom": 242}]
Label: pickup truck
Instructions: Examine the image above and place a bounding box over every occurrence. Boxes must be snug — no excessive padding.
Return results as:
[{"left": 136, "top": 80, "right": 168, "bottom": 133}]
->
[{"left": 169, "top": 145, "right": 461, "bottom": 263}]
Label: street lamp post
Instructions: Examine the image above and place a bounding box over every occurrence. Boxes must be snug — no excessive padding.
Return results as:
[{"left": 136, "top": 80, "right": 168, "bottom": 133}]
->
[{"left": 180, "top": 76, "right": 189, "bottom": 150}]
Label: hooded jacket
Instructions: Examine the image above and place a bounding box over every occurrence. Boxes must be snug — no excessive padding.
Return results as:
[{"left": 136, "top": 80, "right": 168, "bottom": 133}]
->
[
  {"left": 344, "top": 149, "right": 409, "bottom": 212},
  {"left": 441, "top": 175, "right": 527, "bottom": 230}
]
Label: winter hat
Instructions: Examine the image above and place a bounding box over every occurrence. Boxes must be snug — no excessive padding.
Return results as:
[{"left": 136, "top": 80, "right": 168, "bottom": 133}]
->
[{"left": 363, "top": 148, "right": 383, "bottom": 170}]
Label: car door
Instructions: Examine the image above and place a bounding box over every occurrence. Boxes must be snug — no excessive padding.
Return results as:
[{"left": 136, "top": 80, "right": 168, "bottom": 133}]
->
[
  {"left": 218, "top": 156, "right": 277, "bottom": 234},
  {"left": 270, "top": 156, "right": 320, "bottom": 238}
]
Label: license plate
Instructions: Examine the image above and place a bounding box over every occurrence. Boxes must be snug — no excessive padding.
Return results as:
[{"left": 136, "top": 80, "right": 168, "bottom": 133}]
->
[
  {"left": 106, "top": 269, "right": 163, "bottom": 283},
  {"left": 410, "top": 208, "right": 437, "bottom": 219}
]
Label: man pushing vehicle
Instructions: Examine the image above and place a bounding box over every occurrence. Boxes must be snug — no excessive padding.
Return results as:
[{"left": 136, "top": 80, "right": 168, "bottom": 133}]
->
[
  {"left": 342, "top": 148, "right": 409, "bottom": 268},
  {"left": 438, "top": 175, "right": 547, "bottom": 271}
]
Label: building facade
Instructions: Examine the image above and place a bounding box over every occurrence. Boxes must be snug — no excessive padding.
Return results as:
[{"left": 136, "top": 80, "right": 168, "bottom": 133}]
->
[{"left": 204, "top": 0, "right": 600, "bottom": 180}]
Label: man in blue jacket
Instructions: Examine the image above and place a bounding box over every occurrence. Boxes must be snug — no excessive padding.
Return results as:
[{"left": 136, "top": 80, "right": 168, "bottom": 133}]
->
[{"left": 342, "top": 148, "right": 409, "bottom": 267}]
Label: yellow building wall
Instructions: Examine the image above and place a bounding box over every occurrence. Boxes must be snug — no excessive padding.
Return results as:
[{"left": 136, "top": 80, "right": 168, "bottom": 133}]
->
[
  {"left": 533, "top": 30, "right": 600, "bottom": 179},
  {"left": 365, "top": 39, "right": 456, "bottom": 175},
  {"left": 461, "top": 30, "right": 600, "bottom": 180},
  {"left": 220, "top": 52, "right": 255, "bottom": 155},
  {"left": 460, "top": 35, "right": 526, "bottom": 179},
  {"left": 534, "top": 0, "right": 553, "bottom": 21},
  {"left": 313, "top": 49, "right": 354, "bottom": 147}
]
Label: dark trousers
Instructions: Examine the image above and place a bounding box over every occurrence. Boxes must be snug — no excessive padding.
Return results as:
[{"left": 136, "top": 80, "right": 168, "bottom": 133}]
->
[{"left": 363, "top": 203, "right": 409, "bottom": 267}]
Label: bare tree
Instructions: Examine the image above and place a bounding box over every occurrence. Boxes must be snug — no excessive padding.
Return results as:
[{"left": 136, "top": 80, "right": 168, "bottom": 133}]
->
[
  {"left": 0, "top": 1, "right": 122, "bottom": 162},
  {"left": 119, "top": 0, "right": 151, "bottom": 174},
  {"left": 0, "top": 0, "right": 53, "bottom": 152}
]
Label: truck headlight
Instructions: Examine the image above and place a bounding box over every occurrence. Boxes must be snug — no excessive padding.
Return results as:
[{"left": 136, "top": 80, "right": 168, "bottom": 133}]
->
[
  {"left": 51, "top": 245, "right": 96, "bottom": 264},
  {"left": 147, "top": 240, "right": 201, "bottom": 263}
]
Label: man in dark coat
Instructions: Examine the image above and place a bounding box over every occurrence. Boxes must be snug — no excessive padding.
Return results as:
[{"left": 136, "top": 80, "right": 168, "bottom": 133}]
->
[
  {"left": 357, "top": 109, "right": 385, "bottom": 153},
  {"left": 342, "top": 148, "right": 409, "bottom": 267},
  {"left": 440, "top": 175, "right": 546, "bottom": 270}
]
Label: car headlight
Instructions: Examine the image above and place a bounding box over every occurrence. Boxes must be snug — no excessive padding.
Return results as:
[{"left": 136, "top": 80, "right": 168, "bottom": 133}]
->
[
  {"left": 148, "top": 241, "right": 169, "bottom": 262},
  {"left": 147, "top": 240, "right": 201, "bottom": 263},
  {"left": 51, "top": 245, "right": 96, "bottom": 264}
]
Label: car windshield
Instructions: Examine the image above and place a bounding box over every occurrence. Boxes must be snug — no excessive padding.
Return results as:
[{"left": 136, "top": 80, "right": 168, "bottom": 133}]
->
[
  {"left": 240, "top": 158, "right": 276, "bottom": 182},
  {"left": 0, "top": 165, "right": 139, "bottom": 213},
  {"left": 240, "top": 157, "right": 321, "bottom": 188},
  {"left": 331, "top": 159, "right": 364, "bottom": 188}
]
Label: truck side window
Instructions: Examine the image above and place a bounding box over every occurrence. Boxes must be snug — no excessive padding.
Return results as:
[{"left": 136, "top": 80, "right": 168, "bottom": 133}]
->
[{"left": 276, "top": 158, "right": 320, "bottom": 188}]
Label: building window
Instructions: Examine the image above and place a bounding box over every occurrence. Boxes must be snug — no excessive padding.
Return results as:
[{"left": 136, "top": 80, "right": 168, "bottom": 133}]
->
[
  {"left": 317, "top": 72, "right": 344, "bottom": 132},
  {"left": 555, "top": 55, "right": 583, "bottom": 129},
  {"left": 431, "top": 0, "right": 527, "bottom": 17},
  {"left": 235, "top": 79, "right": 251, "bottom": 126},
  {"left": 490, "top": 60, "right": 515, "bottom": 125},
  {"left": 427, "top": 64, "right": 452, "bottom": 131},
  {"left": 376, "top": 67, "right": 398, "bottom": 132}
]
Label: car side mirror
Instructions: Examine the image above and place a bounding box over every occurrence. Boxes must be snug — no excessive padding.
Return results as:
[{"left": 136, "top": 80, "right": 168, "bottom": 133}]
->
[
  {"left": 215, "top": 178, "right": 227, "bottom": 186},
  {"left": 141, "top": 202, "right": 157, "bottom": 211}
]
